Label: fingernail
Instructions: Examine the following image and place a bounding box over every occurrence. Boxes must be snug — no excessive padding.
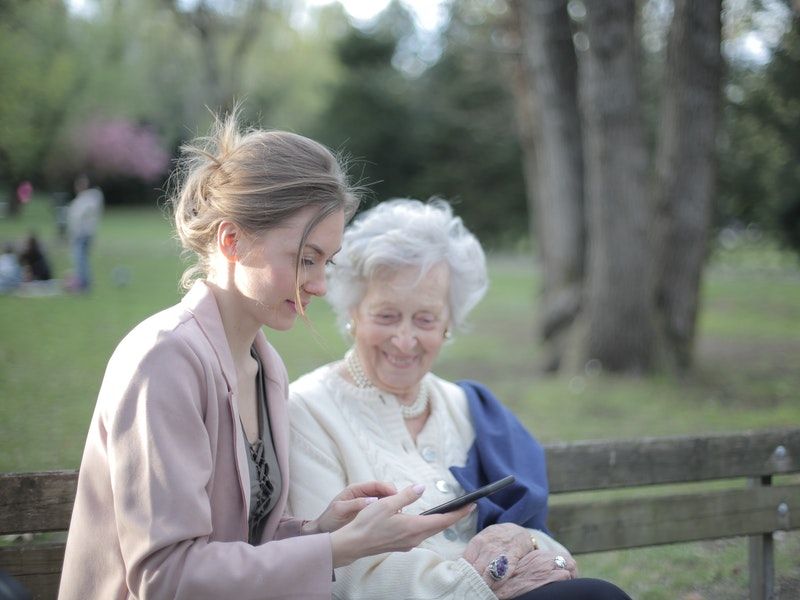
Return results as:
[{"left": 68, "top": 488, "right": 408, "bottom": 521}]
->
[
  {"left": 364, "top": 496, "right": 378, "bottom": 504},
  {"left": 412, "top": 483, "right": 425, "bottom": 495},
  {"left": 468, "top": 503, "right": 477, "bottom": 512}
]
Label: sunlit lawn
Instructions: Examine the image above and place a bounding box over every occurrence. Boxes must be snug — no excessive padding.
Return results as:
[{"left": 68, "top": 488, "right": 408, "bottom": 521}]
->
[{"left": 2, "top": 198, "right": 799, "bottom": 599}]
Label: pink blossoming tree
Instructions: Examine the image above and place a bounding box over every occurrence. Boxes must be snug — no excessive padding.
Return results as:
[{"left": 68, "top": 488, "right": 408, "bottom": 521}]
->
[{"left": 74, "top": 118, "right": 170, "bottom": 182}]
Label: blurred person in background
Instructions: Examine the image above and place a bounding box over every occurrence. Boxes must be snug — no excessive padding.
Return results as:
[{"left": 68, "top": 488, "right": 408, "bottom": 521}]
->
[
  {"left": 18, "top": 233, "right": 52, "bottom": 282},
  {"left": 16, "top": 180, "right": 33, "bottom": 206},
  {"left": 66, "top": 173, "right": 103, "bottom": 292},
  {"left": 288, "top": 199, "right": 631, "bottom": 600},
  {"left": 0, "top": 242, "right": 22, "bottom": 293},
  {"left": 59, "top": 110, "right": 473, "bottom": 600}
]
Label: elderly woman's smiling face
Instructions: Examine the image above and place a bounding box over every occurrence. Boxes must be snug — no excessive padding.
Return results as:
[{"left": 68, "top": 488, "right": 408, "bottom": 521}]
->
[{"left": 351, "top": 262, "right": 450, "bottom": 400}]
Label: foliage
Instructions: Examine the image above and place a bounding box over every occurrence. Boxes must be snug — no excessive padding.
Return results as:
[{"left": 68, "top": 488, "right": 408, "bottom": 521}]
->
[
  {"left": 408, "top": 1, "right": 527, "bottom": 244},
  {"left": 310, "top": 4, "right": 422, "bottom": 206},
  {"left": 241, "top": 7, "right": 344, "bottom": 133},
  {"left": 718, "top": 2, "right": 800, "bottom": 255},
  {"left": 310, "top": 0, "right": 526, "bottom": 245},
  {"left": 1, "top": 0, "right": 794, "bottom": 249},
  {"left": 0, "top": 1, "right": 81, "bottom": 193},
  {"left": 0, "top": 0, "right": 341, "bottom": 205}
]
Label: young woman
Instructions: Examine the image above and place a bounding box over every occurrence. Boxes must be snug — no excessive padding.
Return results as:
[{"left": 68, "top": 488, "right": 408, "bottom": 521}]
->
[{"left": 58, "top": 113, "right": 472, "bottom": 600}]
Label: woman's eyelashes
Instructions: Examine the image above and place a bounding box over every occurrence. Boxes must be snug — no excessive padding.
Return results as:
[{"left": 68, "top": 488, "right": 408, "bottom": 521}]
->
[
  {"left": 301, "top": 257, "right": 333, "bottom": 267},
  {"left": 415, "top": 315, "right": 438, "bottom": 329},
  {"left": 374, "top": 312, "right": 400, "bottom": 324},
  {"left": 371, "top": 311, "right": 440, "bottom": 329},
  {"left": 301, "top": 253, "right": 336, "bottom": 267}
]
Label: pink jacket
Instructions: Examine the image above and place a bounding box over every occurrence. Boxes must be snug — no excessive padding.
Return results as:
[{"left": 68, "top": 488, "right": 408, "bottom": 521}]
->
[{"left": 59, "top": 281, "right": 333, "bottom": 599}]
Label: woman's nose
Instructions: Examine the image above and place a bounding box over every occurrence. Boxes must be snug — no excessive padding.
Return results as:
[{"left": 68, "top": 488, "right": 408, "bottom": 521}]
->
[
  {"left": 391, "top": 324, "right": 417, "bottom": 352},
  {"left": 303, "top": 272, "right": 327, "bottom": 297}
]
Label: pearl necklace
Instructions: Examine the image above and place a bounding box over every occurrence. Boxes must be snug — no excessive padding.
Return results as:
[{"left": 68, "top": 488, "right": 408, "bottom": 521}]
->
[{"left": 344, "top": 348, "right": 430, "bottom": 419}]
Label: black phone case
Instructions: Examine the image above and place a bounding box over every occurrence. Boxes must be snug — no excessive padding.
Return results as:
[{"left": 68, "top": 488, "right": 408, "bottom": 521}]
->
[{"left": 420, "top": 475, "right": 515, "bottom": 515}]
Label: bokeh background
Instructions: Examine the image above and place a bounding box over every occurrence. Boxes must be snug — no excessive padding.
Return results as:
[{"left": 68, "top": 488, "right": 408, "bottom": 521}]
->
[{"left": 1, "top": 1, "right": 799, "bottom": 598}]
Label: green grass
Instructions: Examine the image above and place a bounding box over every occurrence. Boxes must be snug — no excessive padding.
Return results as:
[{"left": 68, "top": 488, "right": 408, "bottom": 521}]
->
[{"left": 2, "top": 198, "right": 799, "bottom": 598}]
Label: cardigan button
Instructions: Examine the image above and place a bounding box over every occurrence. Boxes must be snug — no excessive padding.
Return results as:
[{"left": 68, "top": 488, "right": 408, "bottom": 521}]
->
[
  {"left": 421, "top": 446, "right": 437, "bottom": 462},
  {"left": 443, "top": 528, "right": 458, "bottom": 541},
  {"left": 435, "top": 479, "right": 450, "bottom": 493}
]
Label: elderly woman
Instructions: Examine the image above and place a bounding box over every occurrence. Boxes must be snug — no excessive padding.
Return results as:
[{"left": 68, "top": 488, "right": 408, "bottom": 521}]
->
[{"left": 287, "top": 199, "right": 631, "bottom": 599}]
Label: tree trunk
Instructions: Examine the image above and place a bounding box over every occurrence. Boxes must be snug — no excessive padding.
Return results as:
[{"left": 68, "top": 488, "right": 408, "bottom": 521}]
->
[
  {"left": 165, "top": 0, "right": 269, "bottom": 112},
  {"left": 652, "top": 0, "right": 722, "bottom": 372},
  {"left": 576, "top": 0, "right": 656, "bottom": 373},
  {"left": 507, "top": 0, "right": 585, "bottom": 372},
  {"left": 506, "top": 0, "right": 722, "bottom": 375}
]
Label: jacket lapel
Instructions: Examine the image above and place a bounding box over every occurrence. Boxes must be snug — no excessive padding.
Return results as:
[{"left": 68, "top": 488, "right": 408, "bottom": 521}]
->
[{"left": 182, "top": 281, "right": 251, "bottom": 516}]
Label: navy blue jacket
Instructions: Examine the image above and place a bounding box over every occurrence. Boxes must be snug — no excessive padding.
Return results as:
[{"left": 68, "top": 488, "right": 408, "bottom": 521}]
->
[{"left": 450, "top": 380, "right": 550, "bottom": 532}]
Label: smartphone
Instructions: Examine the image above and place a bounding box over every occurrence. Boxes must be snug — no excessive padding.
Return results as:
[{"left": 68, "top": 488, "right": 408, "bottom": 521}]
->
[{"left": 420, "top": 475, "right": 515, "bottom": 515}]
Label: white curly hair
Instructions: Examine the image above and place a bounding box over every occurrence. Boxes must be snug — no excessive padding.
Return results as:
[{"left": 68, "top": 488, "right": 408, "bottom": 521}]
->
[{"left": 325, "top": 198, "right": 488, "bottom": 337}]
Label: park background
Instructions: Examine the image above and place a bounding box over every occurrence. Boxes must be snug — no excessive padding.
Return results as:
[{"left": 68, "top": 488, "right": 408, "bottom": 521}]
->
[{"left": 1, "top": 1, "right": 799, "bottom": 598}]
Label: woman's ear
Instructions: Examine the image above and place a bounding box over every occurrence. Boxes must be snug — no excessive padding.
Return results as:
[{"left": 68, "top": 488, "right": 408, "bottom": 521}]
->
[{"left": 216, "top": 221, "right": 240, "bottom": 262}]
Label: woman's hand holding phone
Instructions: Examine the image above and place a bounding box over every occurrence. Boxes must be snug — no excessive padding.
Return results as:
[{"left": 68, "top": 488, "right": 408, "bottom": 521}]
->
[
  {"left": 420, "top": 475, "right": 515, "bottom": 515},
  {"left": 330, "top": 483, "right": 476, "bottom": 568}
]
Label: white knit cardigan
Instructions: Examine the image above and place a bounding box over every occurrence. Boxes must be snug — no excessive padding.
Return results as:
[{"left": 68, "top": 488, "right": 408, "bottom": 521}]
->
[{"left": 287, "top": 363, "right": 567, "bottom": 600}]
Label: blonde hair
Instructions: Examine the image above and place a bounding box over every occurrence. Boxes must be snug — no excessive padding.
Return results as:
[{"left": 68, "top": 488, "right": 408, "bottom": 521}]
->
[{"left": 168, "top": 108, "right": 360, "bottom": 292}]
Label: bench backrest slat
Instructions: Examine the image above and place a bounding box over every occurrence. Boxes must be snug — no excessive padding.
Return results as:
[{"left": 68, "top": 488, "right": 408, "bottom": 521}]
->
[
  {"left": 0, "top": 543, "right": 64, "bottom": 600},
  {"left": 0, "top": 471, "right": 78, "bottom": 535},
  {"left": 548, "top": 482, "right": 800, "bottom": 554},
  {"left": 545, "top": 428, "right": 799, "bottom": 493}
]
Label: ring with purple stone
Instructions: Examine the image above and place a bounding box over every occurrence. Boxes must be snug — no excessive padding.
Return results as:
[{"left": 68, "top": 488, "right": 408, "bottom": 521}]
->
[{"left": 488, "top": 554, "right": 509, "bottom": 581}]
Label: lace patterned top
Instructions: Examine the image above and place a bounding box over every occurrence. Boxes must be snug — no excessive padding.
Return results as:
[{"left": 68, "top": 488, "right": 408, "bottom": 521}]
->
[{"left": 243, "top": 348, "right": 282, "bottom": 544}]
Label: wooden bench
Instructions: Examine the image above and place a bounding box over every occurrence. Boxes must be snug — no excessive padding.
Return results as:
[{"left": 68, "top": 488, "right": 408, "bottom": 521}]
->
[{"left": 1, "top": 427, "right": 798, "bottom": 599}]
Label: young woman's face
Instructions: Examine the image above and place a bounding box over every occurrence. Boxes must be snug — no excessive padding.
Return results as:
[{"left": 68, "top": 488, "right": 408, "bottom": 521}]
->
[
  {"left": 233, "top": 207, "right": 345, "bottom": 331},
  {"left": 352, "top": 262, "right": 451, "bottom": 398}
]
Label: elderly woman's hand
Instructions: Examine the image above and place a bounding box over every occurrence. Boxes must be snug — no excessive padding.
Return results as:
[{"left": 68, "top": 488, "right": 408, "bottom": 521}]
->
[
  {"left": 462, "top": 524, "right": 537, "bottom": 586},
  {"left": 463, "top": 524, "right": 578, "bottom": 599},
  {"left": 490, "top": 550, "right": 578, "bottom": 599}
]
